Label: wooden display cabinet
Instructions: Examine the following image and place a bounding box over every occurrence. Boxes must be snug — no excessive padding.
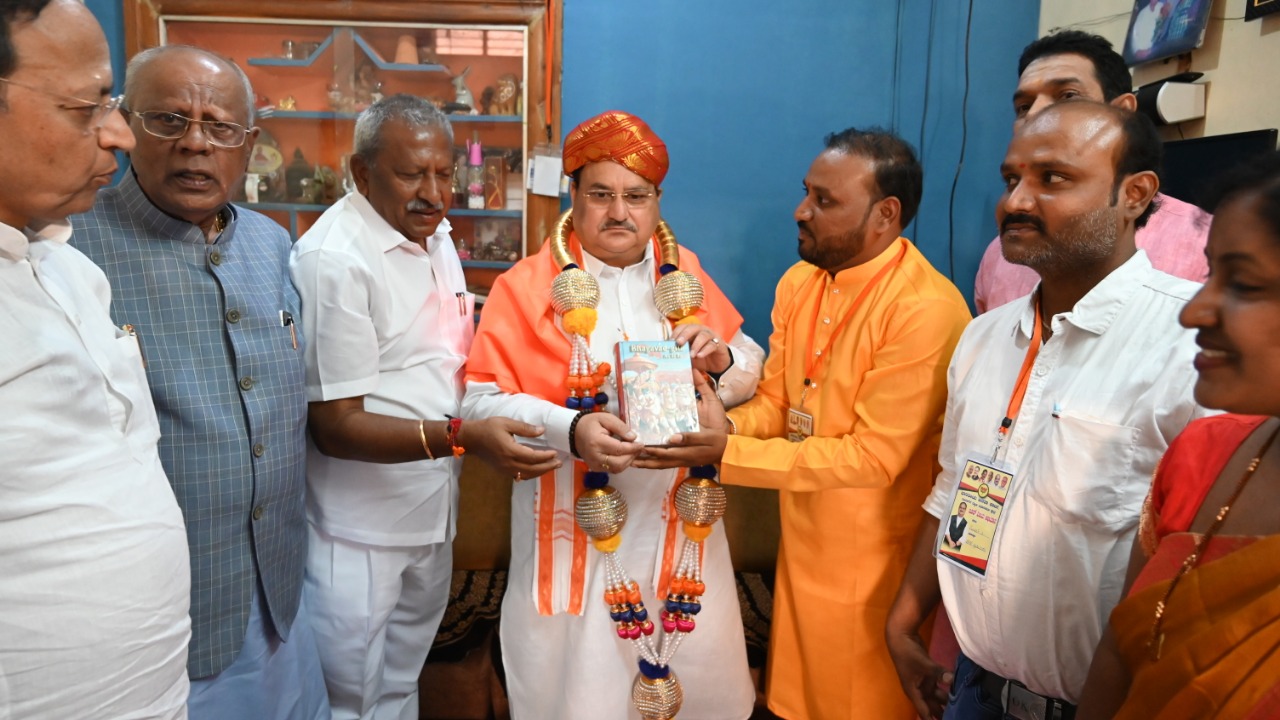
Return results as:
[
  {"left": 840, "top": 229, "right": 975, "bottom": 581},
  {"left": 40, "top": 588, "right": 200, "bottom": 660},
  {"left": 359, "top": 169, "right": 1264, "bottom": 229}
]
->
[{"left": 124, "top": 0, "right": 562, "bottom": 312}]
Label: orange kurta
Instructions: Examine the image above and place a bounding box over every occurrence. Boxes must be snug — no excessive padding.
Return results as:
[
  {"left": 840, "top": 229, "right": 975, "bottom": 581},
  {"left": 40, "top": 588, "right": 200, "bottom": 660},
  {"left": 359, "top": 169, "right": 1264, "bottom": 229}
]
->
[{"left": 722, "top": 237, "right": 970, "bottom": 719}]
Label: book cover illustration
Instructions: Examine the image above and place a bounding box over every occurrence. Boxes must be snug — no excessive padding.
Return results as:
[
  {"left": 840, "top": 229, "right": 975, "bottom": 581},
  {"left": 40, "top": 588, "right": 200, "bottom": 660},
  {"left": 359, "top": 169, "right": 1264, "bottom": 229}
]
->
[{"left": 613, "top": 340, "right": 699, "bottom": 446}]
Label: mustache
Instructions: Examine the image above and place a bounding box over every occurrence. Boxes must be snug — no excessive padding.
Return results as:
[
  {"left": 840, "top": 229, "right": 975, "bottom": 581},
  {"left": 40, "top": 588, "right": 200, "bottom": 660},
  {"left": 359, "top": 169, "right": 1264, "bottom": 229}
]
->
[
  {"left": 796, "top": 220, "right": 812, "bottom": 237},
  {"left": 1002, "top": 213, "right": 1045, "bottom": 234},
  {"left": 599, "top": 219, "right": 638, "bottom": 232},
  {"left": 406, "top": 199, "right": 444, "bottom": 212}
]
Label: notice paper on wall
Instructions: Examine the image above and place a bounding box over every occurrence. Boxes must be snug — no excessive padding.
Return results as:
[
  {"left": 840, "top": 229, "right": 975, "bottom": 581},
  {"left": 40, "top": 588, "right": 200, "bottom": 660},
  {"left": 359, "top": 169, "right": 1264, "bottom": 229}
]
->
[{"left": 528, "top": 148, "right": 564, "bottom": 198}]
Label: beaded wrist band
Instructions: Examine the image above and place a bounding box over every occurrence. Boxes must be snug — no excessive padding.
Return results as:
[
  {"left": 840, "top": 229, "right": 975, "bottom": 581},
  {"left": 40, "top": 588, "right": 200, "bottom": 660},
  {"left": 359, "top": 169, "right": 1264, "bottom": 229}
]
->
[
  {"left": 418, "top": 419, "right": 435, "bottom": 460},
  {"left": 725, "top": 416, "right": 738, "bottom": 436},
  {"left": 568, "top": 409, "right": 588, "bottom": 459}
]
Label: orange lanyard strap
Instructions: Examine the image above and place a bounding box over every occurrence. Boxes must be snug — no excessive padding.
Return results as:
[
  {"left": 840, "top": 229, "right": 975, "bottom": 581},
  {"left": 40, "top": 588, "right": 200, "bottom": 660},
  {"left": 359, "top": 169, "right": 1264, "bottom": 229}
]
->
[
  {"left": 1000, "top": 300, "right": 1044, "bottom": 438},
  {"left": 801, "top": 241, "right": 909, "bottom": 385}
]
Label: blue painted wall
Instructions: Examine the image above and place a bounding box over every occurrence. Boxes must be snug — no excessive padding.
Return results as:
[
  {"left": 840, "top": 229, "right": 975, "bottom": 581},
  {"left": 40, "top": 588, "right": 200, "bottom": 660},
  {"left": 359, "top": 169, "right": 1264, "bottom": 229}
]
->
[
  {"left": 86, "top": 0, "right": 1039, "bottom": 339},
  {"left": 86, "top": 0, "right": 126, "bottom": 93},
  {"left": 564, "top": 0, "right": 1040, "bottom": 340}
]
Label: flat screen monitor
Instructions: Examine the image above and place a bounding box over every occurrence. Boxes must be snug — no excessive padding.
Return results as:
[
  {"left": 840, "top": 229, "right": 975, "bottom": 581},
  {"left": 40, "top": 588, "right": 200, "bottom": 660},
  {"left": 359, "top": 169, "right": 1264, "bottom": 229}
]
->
[
  {"left": 1123, "top": 0, "right": 1214, "bottom": 67},
  {"left": 1162, "top": 129, "right": 1279, "bottom": 211}
]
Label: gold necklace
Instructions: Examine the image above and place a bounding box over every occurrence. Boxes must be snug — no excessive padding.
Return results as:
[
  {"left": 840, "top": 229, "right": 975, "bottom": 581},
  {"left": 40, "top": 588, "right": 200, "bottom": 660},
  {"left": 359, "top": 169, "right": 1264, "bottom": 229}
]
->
[{"left": 1147, "top": 421, "right": 1280, "bottom": 660}]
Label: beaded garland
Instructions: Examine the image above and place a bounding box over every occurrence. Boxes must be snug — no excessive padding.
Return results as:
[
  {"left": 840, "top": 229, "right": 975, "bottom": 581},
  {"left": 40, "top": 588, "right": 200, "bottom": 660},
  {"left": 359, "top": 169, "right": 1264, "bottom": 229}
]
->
[{"left": 550, "top": 210, "right": 725, "bottom": 719}]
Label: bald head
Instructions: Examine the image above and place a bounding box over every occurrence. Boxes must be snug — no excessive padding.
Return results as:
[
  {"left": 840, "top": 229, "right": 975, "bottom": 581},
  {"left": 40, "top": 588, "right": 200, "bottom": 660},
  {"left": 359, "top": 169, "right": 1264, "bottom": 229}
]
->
[{"left": 125, "top": 45, "right": 254, "bottom": 124}]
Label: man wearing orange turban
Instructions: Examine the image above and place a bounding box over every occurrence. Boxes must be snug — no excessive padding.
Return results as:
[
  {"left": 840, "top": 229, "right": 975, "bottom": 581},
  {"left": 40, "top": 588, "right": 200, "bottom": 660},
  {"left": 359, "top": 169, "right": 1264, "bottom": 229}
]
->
[{"left": 463, "top": 110, "right": 764, "bottom": 719}]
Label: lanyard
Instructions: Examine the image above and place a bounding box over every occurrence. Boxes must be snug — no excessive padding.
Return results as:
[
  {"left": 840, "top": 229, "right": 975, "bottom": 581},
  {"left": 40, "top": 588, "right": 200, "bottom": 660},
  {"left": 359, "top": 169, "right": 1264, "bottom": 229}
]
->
[
  {"left": 799, "top": 241, "right": 908, "bottom": 404},
  {"left": 991, "top": 298, "right": 1044, "bottom": 461}
]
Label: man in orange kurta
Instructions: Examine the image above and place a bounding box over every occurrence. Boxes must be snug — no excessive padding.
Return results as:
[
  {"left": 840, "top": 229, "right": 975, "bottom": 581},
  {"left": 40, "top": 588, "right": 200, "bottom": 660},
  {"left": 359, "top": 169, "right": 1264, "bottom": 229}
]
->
[{"left": 639, "top": 128, "right": 970, "bottom": 718}]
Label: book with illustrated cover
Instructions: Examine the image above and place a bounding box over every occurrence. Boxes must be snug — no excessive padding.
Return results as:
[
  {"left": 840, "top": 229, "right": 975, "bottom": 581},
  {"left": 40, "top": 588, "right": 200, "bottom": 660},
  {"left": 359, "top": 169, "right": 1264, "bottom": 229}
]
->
[{"left": 613, "top": 340, "right": 699, "bottom": 446}]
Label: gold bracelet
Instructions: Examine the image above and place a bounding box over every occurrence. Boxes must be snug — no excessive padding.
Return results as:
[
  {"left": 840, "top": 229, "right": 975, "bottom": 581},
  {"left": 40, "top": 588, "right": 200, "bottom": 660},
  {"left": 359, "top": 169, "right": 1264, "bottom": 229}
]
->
[
  {"left": 418, "top": 419, "right": 435, "bottom": 460},
  {"left": 725, "top": 415, "right": 738, "bottom": 435}
]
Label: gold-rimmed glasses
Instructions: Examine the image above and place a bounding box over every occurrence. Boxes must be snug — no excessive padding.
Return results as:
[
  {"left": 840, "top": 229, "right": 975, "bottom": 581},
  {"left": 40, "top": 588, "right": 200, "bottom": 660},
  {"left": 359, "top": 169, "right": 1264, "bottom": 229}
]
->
[
  {"left": 581, "top": 189, "right": 658, "bottom": 208},
  {"left": 125, "top": 109, "right": 251, "bottom": 149},
  {"left": 0, "top": 76, "right": 123, "bottom": 132}
]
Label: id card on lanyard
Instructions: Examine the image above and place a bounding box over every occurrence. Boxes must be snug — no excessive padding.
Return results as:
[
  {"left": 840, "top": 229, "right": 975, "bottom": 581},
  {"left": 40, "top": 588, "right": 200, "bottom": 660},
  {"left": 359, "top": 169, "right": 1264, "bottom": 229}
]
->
[
  {"left": 936, "top": 299, "right": 1044, "bottom": 577},
  {"left": 788, "top": 241, "right": 908, "bottom": 442}
]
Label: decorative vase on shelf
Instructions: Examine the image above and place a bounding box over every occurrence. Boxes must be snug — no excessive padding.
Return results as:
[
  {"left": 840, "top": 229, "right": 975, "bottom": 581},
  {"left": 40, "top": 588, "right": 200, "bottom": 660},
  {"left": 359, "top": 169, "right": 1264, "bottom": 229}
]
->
[
  {"left": 285, "top": 148, "right": 313, "bottom": 203},
  {"left": 466, "top": 137, "right": 485, "bottom": 210}
]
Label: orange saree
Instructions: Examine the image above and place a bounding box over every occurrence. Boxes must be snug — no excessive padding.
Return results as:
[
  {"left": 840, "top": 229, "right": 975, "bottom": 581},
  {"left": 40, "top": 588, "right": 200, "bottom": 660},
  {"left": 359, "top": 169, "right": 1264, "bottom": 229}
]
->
[{"left": 1110, "top": 414, "right": 1280, "bottom": 720}]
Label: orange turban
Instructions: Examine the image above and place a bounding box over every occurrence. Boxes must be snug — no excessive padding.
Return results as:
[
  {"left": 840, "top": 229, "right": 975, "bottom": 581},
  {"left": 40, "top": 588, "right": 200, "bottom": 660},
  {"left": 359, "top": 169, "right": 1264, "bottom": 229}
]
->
[{"left": 562, "top": 110, "right": 669, "bottom": 187}]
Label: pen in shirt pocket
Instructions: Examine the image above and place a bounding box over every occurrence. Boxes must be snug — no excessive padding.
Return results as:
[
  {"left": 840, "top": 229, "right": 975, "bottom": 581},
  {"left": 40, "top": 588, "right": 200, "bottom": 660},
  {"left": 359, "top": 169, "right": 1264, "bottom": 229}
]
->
[
  {"left": 280, "top": 310, "right": 298, "bottom": 350},
  {"left": 1052, "top": 402, "right": 1062, "bottom": 418},
  {"left": 122, "top": 323, "right": 147, "bottom": 368},
  {"left": 456, "top": 292, "right": 466, "bottom": 316}
]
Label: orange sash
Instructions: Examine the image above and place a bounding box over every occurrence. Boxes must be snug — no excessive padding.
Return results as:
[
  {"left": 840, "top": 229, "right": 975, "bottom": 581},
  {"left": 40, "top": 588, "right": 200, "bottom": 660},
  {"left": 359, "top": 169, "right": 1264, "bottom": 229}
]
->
[{"left": 467, "top": 233, "right": 742, "bottom": 615}]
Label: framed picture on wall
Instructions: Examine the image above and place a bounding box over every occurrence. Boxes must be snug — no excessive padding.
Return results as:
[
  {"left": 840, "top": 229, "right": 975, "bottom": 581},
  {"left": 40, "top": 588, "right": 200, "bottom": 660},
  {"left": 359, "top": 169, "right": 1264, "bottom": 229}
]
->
[
  {"left": 1122, "top": 0, "right": 1214, "bottom": 66},
  {"left": 1245, "top": 0, "right": 1280, "bottom": 21}
]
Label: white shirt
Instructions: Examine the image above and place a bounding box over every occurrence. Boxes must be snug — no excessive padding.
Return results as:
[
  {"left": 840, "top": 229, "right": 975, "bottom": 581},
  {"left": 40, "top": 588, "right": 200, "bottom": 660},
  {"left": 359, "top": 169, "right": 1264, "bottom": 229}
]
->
[
  {"left": 290, "top": 192, "right": 472, "bottom": 546},
  {"left": 0, "top": 220, "right": 190, "bottom": 718},
  {"left": 924, "top": 251, "right": 1208, "bottom": 702}
]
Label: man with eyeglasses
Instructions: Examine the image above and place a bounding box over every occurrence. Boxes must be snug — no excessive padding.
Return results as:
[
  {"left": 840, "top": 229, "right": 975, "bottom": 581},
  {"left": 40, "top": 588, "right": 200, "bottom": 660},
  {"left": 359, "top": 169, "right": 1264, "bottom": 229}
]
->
[
  {"left": 290, "top": 94, "right": 558, "bottom": 720},
  {"left": 636, "top": 127, "right": 971, "bottom": 719},
  {"left": 461, "top": 110, "right": 764, "bottom": 719},
  {"left": 73, "top": 44, "right": 330, "bottom": 720},
  {"left": 0, "top": 1, "right": 192, "bottom": 717}
]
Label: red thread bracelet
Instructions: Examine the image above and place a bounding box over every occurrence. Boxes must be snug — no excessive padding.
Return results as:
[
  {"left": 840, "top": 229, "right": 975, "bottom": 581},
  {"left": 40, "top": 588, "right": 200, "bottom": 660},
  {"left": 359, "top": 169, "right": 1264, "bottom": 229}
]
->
[{"left": 446, "top": 417, "right": 465, "bottom": 457}]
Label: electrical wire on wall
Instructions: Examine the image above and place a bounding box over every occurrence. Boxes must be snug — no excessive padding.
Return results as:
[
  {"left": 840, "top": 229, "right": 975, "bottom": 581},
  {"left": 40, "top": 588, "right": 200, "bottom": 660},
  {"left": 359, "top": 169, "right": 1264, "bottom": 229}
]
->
[
  {"left": 918, "top": 0, "right": 935, "bottom": 200},
  {"left": 945, "top": 0, "right": 974, "bottom": 280},
  {"left": 891, "top": 0, "right": 904, "bottom": 131}
]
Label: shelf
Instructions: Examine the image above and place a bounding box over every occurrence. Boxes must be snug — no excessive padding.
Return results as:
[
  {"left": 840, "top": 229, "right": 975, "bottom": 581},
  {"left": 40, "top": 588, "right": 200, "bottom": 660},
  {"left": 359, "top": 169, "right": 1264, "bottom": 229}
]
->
[
  {"left": 243, "top": 202, "right": 330, "bottom": 212},
  {"left": 449, "top": 115, "right": 523, "bottom": 124},
  {"left": 246, "top": 33, "right": 333, "bottom": 67},
  {"left": 256, "top": 109, "right": 522, "bottom": 123},
  {"left": 450, "top": 208, "right": 522, "bottom": 218},
  {"left": 461, "top": 260, "right": 515, "bottom": 269},
  {"left": 243, "top": 203, "right": 522, "bottom": 219},
  {"left": 246, "top": 28, "right": 447, "bottom": 74},
  {"left": 351, "top": 33, "right": 447, "bottom": 73}
]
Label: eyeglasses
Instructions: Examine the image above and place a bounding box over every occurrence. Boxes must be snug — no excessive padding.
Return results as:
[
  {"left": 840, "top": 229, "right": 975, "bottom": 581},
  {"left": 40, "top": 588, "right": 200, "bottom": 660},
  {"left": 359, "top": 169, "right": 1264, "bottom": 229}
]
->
[
  {"left": 581, "top": 189, "right": 657, "bottom": 208},
  {"left": 0, "top": 76, "right": 124, "bottom": 132},
  {"left": 125, "top": 109, "right": 251, "bottom": 149}
]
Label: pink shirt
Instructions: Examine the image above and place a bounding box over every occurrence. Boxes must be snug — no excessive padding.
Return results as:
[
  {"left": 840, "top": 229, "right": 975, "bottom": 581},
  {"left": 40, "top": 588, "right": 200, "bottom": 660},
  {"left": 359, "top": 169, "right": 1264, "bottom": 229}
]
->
[{"left": 973, "top": 192, "right": 1211, "bottom": 313}]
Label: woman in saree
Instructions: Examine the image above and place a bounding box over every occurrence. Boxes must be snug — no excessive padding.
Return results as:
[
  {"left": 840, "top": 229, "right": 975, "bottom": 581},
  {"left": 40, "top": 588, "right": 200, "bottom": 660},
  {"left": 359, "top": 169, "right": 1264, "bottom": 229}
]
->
[{"left": 1079, "top": 151, "right": 1280, "bottom": 719}]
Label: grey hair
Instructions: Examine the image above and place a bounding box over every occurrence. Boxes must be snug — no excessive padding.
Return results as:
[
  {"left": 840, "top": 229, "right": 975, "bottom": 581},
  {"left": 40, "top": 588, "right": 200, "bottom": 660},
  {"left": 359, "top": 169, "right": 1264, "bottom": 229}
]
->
[
  {"left": 353, "top": 94, "right": 453, "bottom": 164},
  {"left": 124, "top": 44, "right": 255, "bottom": 124}
]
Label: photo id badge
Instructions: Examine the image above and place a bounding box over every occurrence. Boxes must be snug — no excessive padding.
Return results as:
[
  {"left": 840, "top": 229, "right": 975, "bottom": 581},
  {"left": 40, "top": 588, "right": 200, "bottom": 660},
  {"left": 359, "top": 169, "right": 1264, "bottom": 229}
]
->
[
  {"left": 934, "top": 455, "right": 1016, "bottom": 577},
  {"left": 786, "top": 407, "right": 813, "bottom": 442}
]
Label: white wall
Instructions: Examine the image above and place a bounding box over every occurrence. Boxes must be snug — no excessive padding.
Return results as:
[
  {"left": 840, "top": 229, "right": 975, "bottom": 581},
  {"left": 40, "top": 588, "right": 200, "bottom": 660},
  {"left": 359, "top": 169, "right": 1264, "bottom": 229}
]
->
[{"left": 1039, "top": 0, "right": 1280, "bottom": 139}]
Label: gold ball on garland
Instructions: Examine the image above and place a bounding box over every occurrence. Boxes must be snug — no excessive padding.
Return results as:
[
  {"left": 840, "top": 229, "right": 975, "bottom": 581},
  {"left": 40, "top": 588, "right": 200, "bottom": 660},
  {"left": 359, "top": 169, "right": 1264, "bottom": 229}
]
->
[
  {"left": 632, "top": 671, "right": 683, "bottom": 720},
  {"left": 575, "top": 486, "right": 628, "bottom": 539},
  {"left": 562, "top": 307, "right": 598, "bottom": 337},
  {"left": 654, "top": 270, "right": 704, "bottom": 321},
  {"left": 674, "top": 477, "right": 727, "bottom": 526},
  {"left": 551, "top": 267, "right": 601, "bottom": 315}
]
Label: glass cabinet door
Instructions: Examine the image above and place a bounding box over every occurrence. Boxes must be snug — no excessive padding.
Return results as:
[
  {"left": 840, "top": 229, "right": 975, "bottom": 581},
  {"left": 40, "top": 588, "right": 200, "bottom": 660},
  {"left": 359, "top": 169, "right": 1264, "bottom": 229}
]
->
[{"left": 161, "top": 17, "right": 531, "bottom": 303}]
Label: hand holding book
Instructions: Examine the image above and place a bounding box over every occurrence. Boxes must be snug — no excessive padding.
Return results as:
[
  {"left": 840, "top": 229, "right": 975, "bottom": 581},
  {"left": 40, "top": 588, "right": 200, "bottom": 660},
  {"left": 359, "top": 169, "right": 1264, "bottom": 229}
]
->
[
  {"left": 633, "top": 371, "right": 729, "bottom": 469},
  {"left": 671, "top": 322, "right": 731, "bottom": 375}
]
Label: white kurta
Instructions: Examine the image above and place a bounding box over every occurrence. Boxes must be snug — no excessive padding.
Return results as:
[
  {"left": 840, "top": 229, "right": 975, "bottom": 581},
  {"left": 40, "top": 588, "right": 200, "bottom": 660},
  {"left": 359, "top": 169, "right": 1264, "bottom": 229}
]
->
[
  {"left": 463, "top": 244, "right": 761, "bottom": 719},
  {"left": 0, "top": 221, "right": 191, "bottom": 719}
]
